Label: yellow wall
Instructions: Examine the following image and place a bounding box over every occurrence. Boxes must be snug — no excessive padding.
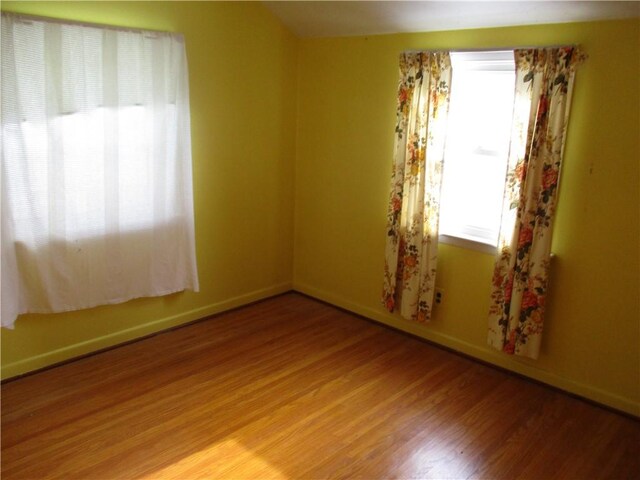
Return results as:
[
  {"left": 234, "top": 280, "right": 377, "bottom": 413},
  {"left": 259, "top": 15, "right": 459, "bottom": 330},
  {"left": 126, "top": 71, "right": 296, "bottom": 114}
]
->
[
  {"left": 294, "top": 19, "right": 640, "bottom": 416},
  {"left": 1, "top": 1, "right": 298, "bottom": 377},
  {"left": 2, "top": 3, "right": 638, "bottom": 417}
]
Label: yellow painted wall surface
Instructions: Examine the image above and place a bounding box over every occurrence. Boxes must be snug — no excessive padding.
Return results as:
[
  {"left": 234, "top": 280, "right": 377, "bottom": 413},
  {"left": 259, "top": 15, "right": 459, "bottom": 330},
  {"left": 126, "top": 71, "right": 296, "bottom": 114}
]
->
[
  {"left": 2, "top": 3, "right": 638, "bottom": 417},
  {"left": 1, "top": 1, "right": 298, "bottom": 377},
  {"left": 294, "top": 19, "right": 640, "bottom": 415}
]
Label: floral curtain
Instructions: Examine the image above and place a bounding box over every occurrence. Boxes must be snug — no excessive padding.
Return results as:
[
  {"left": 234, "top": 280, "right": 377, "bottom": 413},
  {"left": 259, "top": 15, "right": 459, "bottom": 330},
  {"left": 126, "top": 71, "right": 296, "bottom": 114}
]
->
[
  {"left": 488, "top": 47, "right": 585, "bottom": 358},
  {"left": 383, "top": 52, "right": 452, "bottom": 323}
]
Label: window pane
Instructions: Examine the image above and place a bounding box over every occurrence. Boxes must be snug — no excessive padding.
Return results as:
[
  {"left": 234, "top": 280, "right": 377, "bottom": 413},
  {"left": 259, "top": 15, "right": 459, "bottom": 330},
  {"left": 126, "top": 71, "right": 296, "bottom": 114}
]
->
[{"left": 440, "top": 52, "right": 515, "bottom": 246}]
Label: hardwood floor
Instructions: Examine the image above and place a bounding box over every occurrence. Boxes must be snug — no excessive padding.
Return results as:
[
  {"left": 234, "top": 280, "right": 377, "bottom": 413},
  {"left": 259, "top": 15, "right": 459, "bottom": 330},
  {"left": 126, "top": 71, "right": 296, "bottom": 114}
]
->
[{"left": 2, "top": 293, "right": 639, "bottom": 479}]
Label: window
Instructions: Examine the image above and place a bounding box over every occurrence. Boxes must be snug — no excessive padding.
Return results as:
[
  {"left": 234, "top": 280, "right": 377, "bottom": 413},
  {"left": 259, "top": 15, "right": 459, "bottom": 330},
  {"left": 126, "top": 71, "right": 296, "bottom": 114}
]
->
[
  {"left": 1, "top": 13, "right": 199, "bottom": 328},
  {"left": 439, "top": 51, "right": 516, "bottom": 249}
]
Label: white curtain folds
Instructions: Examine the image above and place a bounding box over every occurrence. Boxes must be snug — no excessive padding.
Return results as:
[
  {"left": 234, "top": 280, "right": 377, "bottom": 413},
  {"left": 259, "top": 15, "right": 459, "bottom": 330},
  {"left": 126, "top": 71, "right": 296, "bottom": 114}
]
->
[{"left": 1, "top": 13, "right": 199, "bottom": 328}]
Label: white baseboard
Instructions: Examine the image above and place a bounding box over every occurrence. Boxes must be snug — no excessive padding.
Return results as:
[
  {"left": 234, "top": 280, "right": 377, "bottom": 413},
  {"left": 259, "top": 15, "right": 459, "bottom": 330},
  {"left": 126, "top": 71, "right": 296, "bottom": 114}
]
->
[
  {"left": 2, "top": 282, "right": 292, "bottom": 380},
  {"left": 293, "top": 282, "right": 640, "bottom": 418},
  {"left": 5, "top": 280, "right": 638, "bottom": 417}
]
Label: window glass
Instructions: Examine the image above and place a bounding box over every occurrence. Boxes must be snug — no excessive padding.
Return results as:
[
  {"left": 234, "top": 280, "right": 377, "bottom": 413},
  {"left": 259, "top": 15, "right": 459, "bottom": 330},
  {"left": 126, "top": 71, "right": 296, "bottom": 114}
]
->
[{"left": 439, "top": 51, "right": 516, "bottom": 247}]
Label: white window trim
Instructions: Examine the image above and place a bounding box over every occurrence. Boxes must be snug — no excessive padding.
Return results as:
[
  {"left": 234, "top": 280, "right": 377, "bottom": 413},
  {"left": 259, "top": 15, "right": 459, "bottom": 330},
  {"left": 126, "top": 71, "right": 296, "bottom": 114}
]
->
[{"left": 439, "top": 233, "right": 497, "bottom": 255}]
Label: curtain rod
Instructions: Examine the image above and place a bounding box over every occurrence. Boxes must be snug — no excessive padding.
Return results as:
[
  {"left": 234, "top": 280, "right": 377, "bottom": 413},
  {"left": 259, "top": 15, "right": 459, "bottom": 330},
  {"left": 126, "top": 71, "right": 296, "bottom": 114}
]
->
[
  {"left": 1, "top": 11, "right": 179, "bottom": 37},
  {"left": 404, "top": 44, "right": 578, "bottom": 53}
]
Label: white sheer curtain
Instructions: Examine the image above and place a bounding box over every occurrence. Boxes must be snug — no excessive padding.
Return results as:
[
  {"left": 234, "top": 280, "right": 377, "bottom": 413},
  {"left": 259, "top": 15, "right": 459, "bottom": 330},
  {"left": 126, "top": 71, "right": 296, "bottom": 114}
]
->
[{"left": 1, "top": 13, "right": 199, "bottom": 328}]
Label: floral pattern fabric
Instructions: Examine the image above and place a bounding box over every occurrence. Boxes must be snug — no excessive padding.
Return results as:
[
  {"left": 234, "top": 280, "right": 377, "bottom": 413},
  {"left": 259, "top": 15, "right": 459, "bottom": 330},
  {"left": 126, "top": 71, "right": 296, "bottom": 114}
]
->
[
  {"left": 488, "top": 47, "right": 585, "bottom": 359},
  {"left": 383, "top": 52, "right": 452, "bottom": 323}
]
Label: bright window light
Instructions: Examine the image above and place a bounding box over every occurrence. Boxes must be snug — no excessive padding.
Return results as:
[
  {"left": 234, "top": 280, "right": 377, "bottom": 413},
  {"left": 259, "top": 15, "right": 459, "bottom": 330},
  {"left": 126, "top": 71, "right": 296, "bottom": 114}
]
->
[
  {"left": 11, "top": 104, "right": 179, "bottom": 242},
  {"left": 439, "top": 51, "right": 516, "bottom": 247}
]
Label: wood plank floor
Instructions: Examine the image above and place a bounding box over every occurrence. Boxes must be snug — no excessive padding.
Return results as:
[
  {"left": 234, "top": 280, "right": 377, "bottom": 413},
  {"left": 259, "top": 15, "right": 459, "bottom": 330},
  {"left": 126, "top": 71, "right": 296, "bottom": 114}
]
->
[{"left": 2, "top": 293, "right": 639, "bottom": 479}]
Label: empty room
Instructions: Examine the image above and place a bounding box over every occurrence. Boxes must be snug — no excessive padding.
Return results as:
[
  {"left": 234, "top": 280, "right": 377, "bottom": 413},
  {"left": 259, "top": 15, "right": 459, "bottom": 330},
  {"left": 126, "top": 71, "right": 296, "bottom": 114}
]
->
[{"left": 1, "top": 1, "right": 639, "bottom": 478}]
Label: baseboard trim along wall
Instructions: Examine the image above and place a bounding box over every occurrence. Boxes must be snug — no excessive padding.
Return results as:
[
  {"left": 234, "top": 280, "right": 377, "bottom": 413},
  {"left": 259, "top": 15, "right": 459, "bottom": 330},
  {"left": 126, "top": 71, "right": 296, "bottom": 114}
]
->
[
  {"left": 5, "top": 281, "right": 638, "bottom": 418},
  {"left": 293, "top": 282, "right": 640, "bottom": 418},
  {"left": 1, "top": 282, "right": 292, "bottom": 380}
]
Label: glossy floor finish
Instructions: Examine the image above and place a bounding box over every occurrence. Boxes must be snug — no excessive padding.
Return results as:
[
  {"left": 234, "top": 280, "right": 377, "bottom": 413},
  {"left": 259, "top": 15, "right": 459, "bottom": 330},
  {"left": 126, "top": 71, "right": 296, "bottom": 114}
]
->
[{"left": 2, "top": 293, "right": 639, "bottom": 479}]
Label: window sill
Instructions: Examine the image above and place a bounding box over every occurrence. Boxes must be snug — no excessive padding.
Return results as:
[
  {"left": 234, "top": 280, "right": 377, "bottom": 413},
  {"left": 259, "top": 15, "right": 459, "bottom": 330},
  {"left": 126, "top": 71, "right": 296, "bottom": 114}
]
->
[{"left": 438, "top": 233, "right": 497, "bottom": 255}]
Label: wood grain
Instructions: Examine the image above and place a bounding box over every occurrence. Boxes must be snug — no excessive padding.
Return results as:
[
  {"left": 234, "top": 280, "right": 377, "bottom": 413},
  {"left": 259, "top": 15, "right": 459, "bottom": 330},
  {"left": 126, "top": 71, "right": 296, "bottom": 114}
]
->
[{"left": 2, "top": 293, "right": 639, "bottom": 479}]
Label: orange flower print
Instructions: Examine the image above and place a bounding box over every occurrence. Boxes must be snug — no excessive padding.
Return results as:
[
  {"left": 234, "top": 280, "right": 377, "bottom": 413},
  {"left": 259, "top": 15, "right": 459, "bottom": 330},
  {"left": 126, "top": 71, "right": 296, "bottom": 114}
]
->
[
  {"left": 404, "top": 255, "right": 417, "bottom": 267},
  {"left": 518, "top": 227, "right": 534, "bottom": 249},
  {"left": 384, "top": 294, "right": 395, "bottom": 312},
  {"left": 515, "top": 162, "right": 526, "bottom": 182},
  {"left": 399, "top": 87, "right": 409, "bottom": 104},
  {"left": 492, "top": 270, "right": 504, "bottom": 288},
  {"left": 392, "top": 196, "right": 402, "bottom": 212},
  {"left": 542, "top": 168, "right": 558, "bottom": 190},
  {"left": 537, "top": 293, "right": 545, "bottom": 308},
  {"left": 530, "top": 309, "right": 543, "bottom": 324},
  {"left": 504, "top": 276, "right": 514, "bottom": 303},
  {"left": 503, "top": 330, "right": 516, "bottom": 354},
  {"left": 407, "top": 140, "right": 416, "bottom": 158},
  {"left": 521, "top": 290, "right": 538, "bottom": 309},
  {"left": 536, "top": 95, "right": 549, "bottom": 122}
]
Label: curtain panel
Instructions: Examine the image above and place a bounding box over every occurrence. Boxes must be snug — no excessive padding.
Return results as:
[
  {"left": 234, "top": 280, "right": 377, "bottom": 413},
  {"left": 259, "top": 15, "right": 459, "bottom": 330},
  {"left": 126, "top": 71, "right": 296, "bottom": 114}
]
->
[
  {"left": 488, "top": 47, "right": 585, "bottom": 358},
  {"left": 1, "top": 13, "right": 199, "bottom": 328},
  {"left": 382, "top": 52, "right": 452, "bottom": 323}
]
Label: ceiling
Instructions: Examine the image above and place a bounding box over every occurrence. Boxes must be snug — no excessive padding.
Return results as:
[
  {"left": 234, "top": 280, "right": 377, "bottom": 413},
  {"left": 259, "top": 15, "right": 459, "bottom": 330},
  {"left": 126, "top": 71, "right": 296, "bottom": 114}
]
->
[{"left": 262, "top": 1, "right": 640, "bottom": 38}]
